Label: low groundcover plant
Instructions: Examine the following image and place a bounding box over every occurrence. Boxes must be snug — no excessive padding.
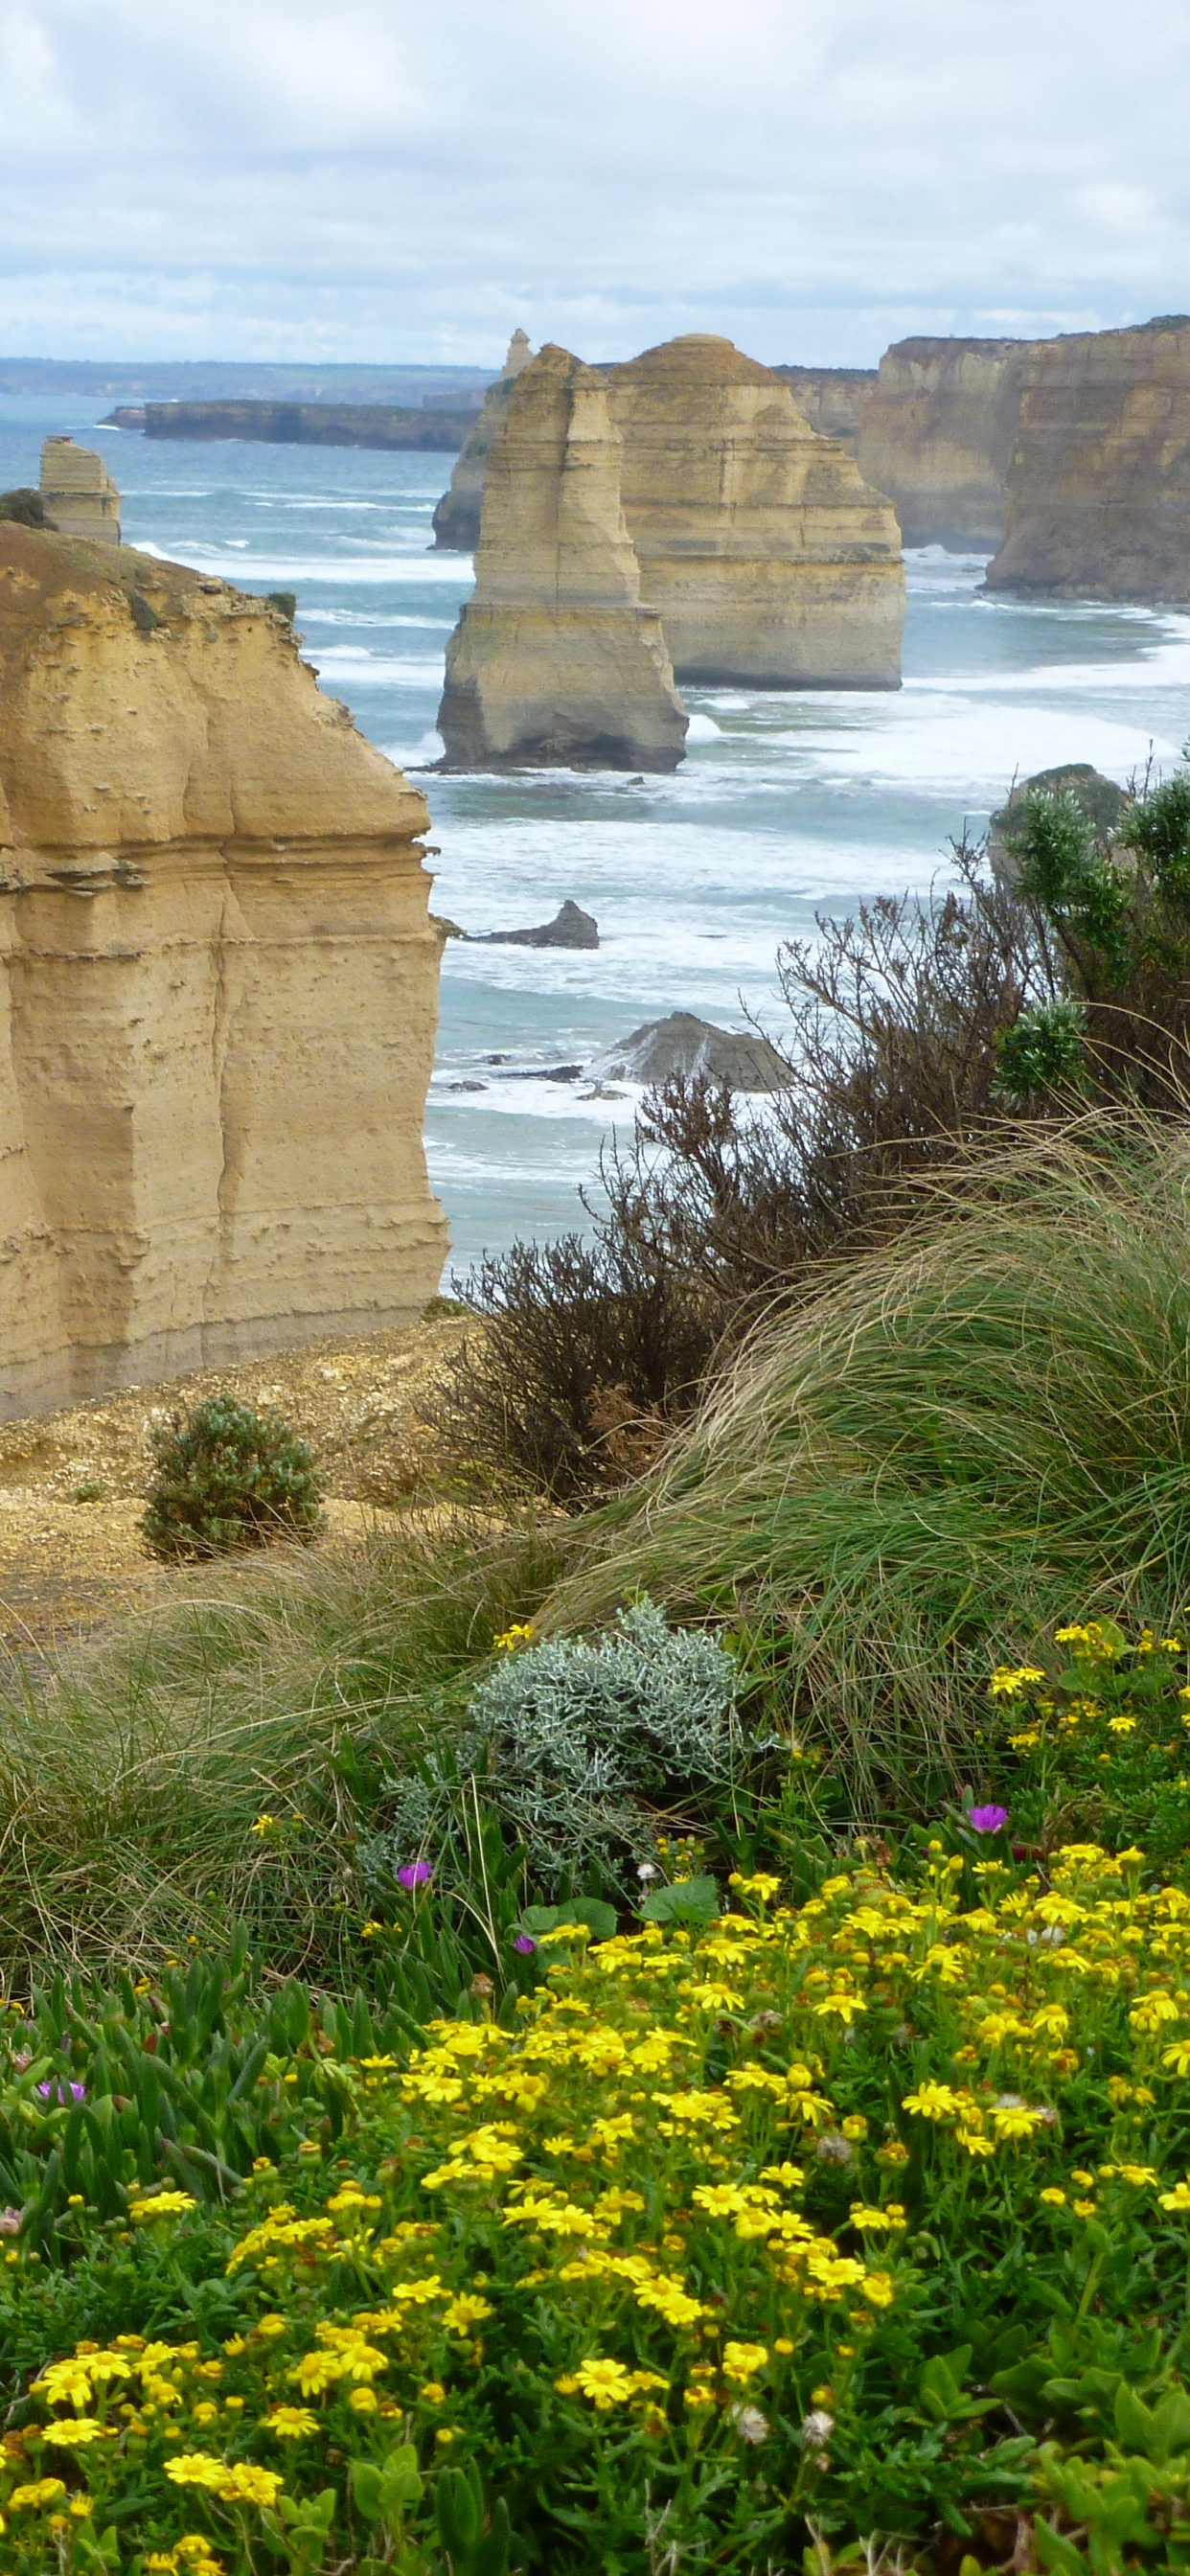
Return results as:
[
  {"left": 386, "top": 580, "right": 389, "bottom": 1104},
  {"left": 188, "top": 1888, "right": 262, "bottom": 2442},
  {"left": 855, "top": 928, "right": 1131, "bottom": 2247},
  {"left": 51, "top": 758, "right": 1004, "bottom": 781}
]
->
[{"left": 6, "top": 1829, "right": 1190, "bottom": 2570}]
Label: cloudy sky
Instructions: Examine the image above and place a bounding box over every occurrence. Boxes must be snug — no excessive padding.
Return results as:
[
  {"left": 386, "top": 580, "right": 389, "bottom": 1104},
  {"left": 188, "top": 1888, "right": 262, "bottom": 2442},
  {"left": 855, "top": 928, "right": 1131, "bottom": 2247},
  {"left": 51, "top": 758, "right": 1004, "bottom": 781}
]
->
[{"left": 1, "top": 0, "right": 1188, "bottom": 366}]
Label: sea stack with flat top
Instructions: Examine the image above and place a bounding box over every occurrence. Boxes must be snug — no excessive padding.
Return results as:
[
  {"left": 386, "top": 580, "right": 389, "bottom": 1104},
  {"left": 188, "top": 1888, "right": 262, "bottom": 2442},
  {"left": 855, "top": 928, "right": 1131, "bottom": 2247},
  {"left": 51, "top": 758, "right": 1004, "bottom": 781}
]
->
[
  {"left": 437, "top": 343, "right": 688, "bottom": 772},
  {"left": 606, "top": 335, "right": 904, "bottom": 688},
  {"left": 39, "top": 436, "right": 122, "bottom": 543}
]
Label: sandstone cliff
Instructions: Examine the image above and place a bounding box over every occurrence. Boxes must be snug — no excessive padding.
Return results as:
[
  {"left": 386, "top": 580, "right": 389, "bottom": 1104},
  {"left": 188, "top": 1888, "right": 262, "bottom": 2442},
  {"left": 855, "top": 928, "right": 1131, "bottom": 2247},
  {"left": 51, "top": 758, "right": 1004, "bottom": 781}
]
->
[
  {"left": 433, "top": 332, "right": 534, "bottom": 549},
  {"left": 985, "top": 317, "right": 1190, "bottom": 601},
  {"left": 770, "top": 367, "right": 876, "bottom": 455},
  {"left": 606, "top": 336, "right": 904, "bottom": 687},
  {"left": 437, "top": 344, "right": 688, "bottom": 772},
  {"left": 0, "top": 523, "right": 446, "bottom": 1417},
  {"left": 856, "top": 338, "right": 1033, "bottom": 549}
]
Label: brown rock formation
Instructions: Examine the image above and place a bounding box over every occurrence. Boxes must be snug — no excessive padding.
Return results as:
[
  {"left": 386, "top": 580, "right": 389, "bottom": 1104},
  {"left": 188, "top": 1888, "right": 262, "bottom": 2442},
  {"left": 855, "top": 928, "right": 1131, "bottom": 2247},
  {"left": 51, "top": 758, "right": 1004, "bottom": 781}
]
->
[
  {"left": 40, "top": 437, "right": 121, "bottom": 543},
  {"left": 606, "top": 335, "right": 904, "bottom": 687},
  {"left": 437, "top": 344, "right": 688, "bottom": 772},
  {"left": 433, "top": 331, "right": 534, "bottom": 549},
  {"left": 857, "top": 338, "right": 1035, "bottom": 549},
  {"left": 985, "top": 317, "right": 1190, "bottom": 602},
  {"left": 770, "top": 367, "right": 877, "bottom": 455},
  {"left": 0, "top": 523, "right": 446, "bottom": 1418}
]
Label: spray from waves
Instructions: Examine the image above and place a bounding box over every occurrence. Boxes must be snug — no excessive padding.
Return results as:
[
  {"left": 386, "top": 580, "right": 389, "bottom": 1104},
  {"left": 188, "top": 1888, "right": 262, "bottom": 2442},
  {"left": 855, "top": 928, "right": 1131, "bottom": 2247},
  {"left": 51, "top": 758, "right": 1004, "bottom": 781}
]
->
[{"left": 135, "top": 540, "right": 472, "bottom": 586}]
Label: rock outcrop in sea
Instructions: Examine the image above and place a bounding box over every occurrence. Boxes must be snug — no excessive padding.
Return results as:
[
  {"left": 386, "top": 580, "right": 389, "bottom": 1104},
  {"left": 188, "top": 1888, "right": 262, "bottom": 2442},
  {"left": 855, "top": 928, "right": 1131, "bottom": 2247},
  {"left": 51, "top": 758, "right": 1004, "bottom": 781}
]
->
[
  {"left": 437, "top": 344, "right": 688, "bottom": 773},
  {"left": 984, "top": 317, "right": 1190, "bottom": 602},
  {"left": 433, "top": 331, "right": 534, "bottom": 550},
  {"left": 606, "top": 335, "right": 904, "bottom": 687},
  {"left": 472, "top": 899, "right": 600, "bottom": 949},
  {"left": 39, "top": 437, "right": 122, "bottom": 543},
  {"left": 587, "top": 1012, "right": 791, "bottom": 1092},
  {"left": 856, "top": 338, "right": 1033, "bottom": 549},
  {"left": 0, "top": 521, "right": 446, "bottom": 1418}
]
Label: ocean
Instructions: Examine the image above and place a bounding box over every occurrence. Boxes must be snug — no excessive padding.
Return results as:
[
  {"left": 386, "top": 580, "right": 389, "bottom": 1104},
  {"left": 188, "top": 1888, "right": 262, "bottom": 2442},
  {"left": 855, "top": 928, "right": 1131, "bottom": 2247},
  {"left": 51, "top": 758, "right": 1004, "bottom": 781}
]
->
[{"left": 5, "top": 393, "right": 1190, "bottom": 1280}]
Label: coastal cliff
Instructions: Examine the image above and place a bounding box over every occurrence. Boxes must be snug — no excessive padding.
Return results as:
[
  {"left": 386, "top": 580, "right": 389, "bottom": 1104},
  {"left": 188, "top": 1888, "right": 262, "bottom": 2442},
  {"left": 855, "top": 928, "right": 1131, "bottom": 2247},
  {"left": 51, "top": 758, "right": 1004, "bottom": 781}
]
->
[
  {"left": 857, "top": 337, "right": 1033, "bottom": 548},
  {"left": 985, "top": 317, "right": 1190, "bottom": 601},
  {"left": 109, "top": 401, "right": 476, "bottom": 451},
  {"left": 437, "top": 344, "right": 688, "bottom": 772},
  {"left": 770, "top": 367, "right": 876, "bottom": 455},
  {"left": 433, "top": 331, "right": 533, "bottom": 550},
  {"left": 606, "top": 335, "right": 904, "bottom": 687},
  {"left": 0, "top": 523, "right": 446, "bottom": 1417}
]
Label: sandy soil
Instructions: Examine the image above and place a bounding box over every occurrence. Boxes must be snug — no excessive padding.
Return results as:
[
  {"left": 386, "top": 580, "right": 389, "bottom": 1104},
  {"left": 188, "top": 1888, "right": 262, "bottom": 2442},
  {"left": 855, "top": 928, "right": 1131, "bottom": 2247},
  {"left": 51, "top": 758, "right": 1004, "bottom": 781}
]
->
[{"left": 0, "top": 1308, "right": 475, "bottom": 1658}]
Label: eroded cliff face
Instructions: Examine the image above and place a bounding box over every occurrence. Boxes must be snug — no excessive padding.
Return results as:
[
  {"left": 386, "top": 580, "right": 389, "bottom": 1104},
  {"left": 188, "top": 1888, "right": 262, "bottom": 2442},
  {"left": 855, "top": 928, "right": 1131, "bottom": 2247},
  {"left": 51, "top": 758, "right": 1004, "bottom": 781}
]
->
[
  {"left": 437, "top": 344, "right": 688, "bottom": 771},
  {"left": 606, "top": 336, "right": 904, "bottom": 687},
  {"left": 985, "top": 318, "right": 1190, "bottom": 601},
  {"left": 770, "top": 367, "right": 876, "bottom": 455},
  {"left": 0, "top": 524, "right": 446, "bottom": 1417},
  {"left": 432, "top": 332, "right": 533, "bottom": 551},
  {"left": 857, "top": 338, "right": 1033, "bottom": 549}
]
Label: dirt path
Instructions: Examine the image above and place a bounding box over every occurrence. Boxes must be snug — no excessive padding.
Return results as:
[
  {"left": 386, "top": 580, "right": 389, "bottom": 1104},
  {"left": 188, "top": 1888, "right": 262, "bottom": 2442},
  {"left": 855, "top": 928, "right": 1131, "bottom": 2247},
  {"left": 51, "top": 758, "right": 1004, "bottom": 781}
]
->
[{"left": 0, "top": 1309, "right": 473, "bottom": 1659}]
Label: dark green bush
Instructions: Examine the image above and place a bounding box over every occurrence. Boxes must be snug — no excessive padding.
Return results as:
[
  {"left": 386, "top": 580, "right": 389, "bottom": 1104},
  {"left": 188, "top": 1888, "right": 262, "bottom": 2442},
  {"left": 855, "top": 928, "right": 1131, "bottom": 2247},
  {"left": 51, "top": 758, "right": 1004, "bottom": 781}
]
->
[{"left": 142, "top": 1393, "right": 321, "bottom": 1561}]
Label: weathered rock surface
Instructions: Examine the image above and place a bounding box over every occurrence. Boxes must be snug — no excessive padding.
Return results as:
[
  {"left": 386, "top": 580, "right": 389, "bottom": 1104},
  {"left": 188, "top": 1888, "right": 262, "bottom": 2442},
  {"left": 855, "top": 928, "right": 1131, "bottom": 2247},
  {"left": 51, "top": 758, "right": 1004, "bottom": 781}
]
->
[
  {"left": 0, "top": 522, "right": 446, "bottom": 1417},
  {"left": 40, "top": 437, "right": 121, "bottom": 543},
  {"left": 985, "top": 317, "right": 1190, "bottom": 601},
  {"left": 587, "top": 1011, "right": 791, "bottom": 1092},
  {"left": 433, "top": 331, "right": 533, "bottom": 550},
  {"left": 771, "top": 367, "right": 877, "bottom": 455},
  {"left": 472, "top": 899, "right": 599, "bottom": 949},
  {"left": 987, "top": 762, "right": 1127, "bottom": 885},
  {"left": 437, "top": 345, "right": 688, "bottom": 772},
  {"left": 857, "top": 338, "right": 1033, "bottom": 549},
  {"left": 606, "top": 335, "right": 904, "bottom": 687}
]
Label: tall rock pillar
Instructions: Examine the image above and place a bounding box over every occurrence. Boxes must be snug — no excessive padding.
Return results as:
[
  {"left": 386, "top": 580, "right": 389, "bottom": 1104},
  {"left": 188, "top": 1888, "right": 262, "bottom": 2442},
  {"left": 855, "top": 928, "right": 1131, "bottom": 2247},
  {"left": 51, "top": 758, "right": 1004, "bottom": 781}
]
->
[{"left": 437, "top": 344, "right": 689, "bottom": 771}]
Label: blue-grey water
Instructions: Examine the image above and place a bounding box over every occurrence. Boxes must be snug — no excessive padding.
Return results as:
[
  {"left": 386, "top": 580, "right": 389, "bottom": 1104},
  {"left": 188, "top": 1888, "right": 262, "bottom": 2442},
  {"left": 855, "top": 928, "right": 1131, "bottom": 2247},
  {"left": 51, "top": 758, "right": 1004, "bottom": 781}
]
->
[{"left": 5, "top": 393, "right": 1190, "bottom": 1278}]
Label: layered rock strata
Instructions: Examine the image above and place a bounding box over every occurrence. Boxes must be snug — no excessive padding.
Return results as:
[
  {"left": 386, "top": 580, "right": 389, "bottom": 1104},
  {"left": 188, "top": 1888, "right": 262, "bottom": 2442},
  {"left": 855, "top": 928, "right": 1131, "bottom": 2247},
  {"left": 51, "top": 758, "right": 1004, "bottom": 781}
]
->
[
  {"left": 770, "top": 367, "right": 877, "bottom": 455},
  {"left": 437, "top": 345, "right": 688, "bottom": 772},
  {"left": 433, "top": 331, "right": 533, "bottom": 549},
  {"left": 40, "top": 437, "right": 121, "bottom": 543},
  {"left": 606, "top": 336, "right": 904, "bottom": 687},
  {"left": 857, "top": 338, "right": 1033, "bottom": 548},
  {"left": 985, "top": 318, "right": 1190, "bottom": 601},
  {"left": 0, "top": 523, "right": 446, "bottom": 1417}
]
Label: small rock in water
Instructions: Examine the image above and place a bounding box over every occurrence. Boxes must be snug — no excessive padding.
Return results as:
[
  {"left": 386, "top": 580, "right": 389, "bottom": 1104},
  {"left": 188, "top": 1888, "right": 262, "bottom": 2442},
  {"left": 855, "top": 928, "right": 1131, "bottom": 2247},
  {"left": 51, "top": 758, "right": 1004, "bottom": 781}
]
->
[
  {"left": 470, "top": 899, "right": 599, "bottom": 950},
  {"left": 587, "top": 1011, "right": 791, "bottom": 1094}
]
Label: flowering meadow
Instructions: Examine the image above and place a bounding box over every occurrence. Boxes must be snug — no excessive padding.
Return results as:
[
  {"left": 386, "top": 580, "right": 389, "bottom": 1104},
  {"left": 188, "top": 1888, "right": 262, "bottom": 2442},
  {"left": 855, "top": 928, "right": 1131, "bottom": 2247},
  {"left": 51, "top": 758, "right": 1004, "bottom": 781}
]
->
[{"left": 4, "top": 1775, "right": 1190, "bottom": 2572}]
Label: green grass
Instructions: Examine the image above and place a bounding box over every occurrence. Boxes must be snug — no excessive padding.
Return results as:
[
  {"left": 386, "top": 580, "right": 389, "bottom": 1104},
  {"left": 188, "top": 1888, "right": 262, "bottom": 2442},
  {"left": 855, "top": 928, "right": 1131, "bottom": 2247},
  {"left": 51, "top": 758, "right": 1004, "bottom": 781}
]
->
[
  {"left": 548, "top": 1115, "right": 1190, "bottom": 1821},
  {"left": 0, "top": 1510, "right": 563, "bottom": 1980}
]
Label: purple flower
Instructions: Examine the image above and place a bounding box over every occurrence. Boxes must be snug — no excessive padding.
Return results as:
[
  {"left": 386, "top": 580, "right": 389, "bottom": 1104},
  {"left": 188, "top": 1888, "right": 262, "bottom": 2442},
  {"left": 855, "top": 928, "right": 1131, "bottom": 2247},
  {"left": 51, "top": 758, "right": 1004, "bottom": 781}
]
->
[
  {"left": 36, "top": 2079, "right": 85, "bottom": 2104},
  {"left": 0, "top": 2207, "right": 21, "bottom": 2235},
  {"left": 968, "top": 1804, "right": 1010, "bottom": 1835},
  {"left": 397, "top": 1861, "right": 432, "bottom": 1892},
  {"left": 513, "top": 1934, "right": 537, "bottom": 1955}
]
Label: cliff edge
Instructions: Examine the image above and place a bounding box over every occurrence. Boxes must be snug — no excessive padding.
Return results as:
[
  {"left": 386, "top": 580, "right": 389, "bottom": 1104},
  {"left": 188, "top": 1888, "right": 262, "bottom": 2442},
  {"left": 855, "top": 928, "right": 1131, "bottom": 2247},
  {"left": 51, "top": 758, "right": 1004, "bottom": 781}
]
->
[
  {"left": 0, "top": 523, "right": 446, "bottom": 1417},
  {"left": 857, "top": 337, "right": 1034, "bottom": 550},
  {"left": 985, "top": 317, "right": 1190, "bottom": 602}
]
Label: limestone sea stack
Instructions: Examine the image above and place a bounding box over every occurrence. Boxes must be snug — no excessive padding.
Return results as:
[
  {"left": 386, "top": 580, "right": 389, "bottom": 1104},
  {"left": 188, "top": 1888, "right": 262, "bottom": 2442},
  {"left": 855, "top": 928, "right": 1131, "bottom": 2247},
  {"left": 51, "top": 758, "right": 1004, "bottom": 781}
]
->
[
  {"left": 985, "top": 317, "right": 1190, "bottom": 602},
  {"left": 437, "top": 344, "right": 688, "bottom": 773},
  {"left": 856, "top": 338, "right": 1034, "bottom": 549},
  {"left": 40, "top": 436, "right": 122, "bottom": 543},
  {"left": 432, "top": 331, "right": 534, "bottom": 550},
  {"left": 606, "top": 336, "right": 904, "bottom": 688},
  {"left": 0, "top": 522, "right": 446, "bottom": 1417}
]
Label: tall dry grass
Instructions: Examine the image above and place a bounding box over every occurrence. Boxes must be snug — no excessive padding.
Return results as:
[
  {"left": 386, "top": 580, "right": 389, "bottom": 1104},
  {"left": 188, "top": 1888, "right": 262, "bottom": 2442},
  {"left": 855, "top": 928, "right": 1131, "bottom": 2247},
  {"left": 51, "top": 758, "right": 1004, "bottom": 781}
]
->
[{"left": 548, "top": 1115, "right": 1190, "bottom": 1817}]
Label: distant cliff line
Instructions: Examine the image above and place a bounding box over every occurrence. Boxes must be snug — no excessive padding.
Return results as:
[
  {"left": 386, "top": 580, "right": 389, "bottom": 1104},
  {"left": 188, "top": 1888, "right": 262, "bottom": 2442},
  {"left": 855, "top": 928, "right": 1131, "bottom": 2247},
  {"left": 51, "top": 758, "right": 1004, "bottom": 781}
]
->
[{"left": 104, "top": 400, "right": 482, "bottom": 450}]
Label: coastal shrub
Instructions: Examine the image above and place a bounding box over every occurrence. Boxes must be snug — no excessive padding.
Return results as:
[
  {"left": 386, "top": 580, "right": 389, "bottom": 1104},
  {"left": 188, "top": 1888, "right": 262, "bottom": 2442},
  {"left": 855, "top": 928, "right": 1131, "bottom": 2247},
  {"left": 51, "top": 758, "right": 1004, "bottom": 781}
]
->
[
  {"left": 440, "top": 840, "right": 1066, "bottom": 1502},
  {"left": 0, "top": 1512, "right": 563, "bottom": 1978},
  {"left": 142, "top": 1395, "right": 321, "bottom": 1561},
  {"left": 0, "top": 487, "right": 50, "bottom": 527},
  {"left": 365, "top": 1600, "right": 755, "bottom": 1900},
  {"left": 7, "top": 1840, "right": 1190, "bottom": 2570},
  {"left": 550, "top": 1115, "right": 1190, "bottom": 1820}
]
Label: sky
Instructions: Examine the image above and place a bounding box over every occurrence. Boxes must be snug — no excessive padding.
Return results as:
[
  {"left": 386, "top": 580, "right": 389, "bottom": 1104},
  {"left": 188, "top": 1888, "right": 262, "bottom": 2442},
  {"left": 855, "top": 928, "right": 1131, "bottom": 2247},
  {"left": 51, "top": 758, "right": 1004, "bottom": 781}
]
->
[{"left": 1, "top": 0, "right": 1189, "bottom": 368}]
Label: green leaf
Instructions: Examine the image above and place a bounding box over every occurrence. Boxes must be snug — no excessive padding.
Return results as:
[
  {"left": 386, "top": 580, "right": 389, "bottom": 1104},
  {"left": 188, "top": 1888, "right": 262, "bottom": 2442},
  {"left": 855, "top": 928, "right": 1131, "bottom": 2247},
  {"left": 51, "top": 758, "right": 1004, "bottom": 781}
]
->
[{"left": 640, "top": 1874, "right": 719, "bottom": 1924}]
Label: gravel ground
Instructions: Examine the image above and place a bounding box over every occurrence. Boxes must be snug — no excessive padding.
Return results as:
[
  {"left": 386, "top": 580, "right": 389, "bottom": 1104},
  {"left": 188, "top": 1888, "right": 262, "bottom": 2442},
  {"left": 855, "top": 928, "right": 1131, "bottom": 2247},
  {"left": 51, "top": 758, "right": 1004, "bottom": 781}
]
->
[{"left": 0, "top": 1308, "right": 474, "bottom": 1658}]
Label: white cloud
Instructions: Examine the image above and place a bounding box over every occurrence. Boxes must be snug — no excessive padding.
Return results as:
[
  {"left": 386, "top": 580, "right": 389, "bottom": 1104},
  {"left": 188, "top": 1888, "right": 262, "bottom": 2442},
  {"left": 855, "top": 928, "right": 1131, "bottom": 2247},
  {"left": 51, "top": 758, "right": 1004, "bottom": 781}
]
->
[{"left": 0, "top": 0, "right": 1187, "bottom": 360}]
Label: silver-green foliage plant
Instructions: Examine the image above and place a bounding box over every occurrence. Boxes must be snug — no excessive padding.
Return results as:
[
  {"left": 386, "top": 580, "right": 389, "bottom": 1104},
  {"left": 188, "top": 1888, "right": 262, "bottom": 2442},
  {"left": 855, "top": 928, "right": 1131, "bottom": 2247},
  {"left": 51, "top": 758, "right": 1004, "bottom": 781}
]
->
[{"left": 369, "top": 1601, "right": 748, "bottom": 1896}]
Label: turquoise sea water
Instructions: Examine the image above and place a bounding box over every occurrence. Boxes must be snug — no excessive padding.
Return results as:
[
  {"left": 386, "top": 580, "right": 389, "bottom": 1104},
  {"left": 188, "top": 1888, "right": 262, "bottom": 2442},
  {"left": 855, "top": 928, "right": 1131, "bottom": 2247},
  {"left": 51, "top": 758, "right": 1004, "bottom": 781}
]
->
[{"left": 5, "top": 394, "right": 1190, "bottom": 1278}]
